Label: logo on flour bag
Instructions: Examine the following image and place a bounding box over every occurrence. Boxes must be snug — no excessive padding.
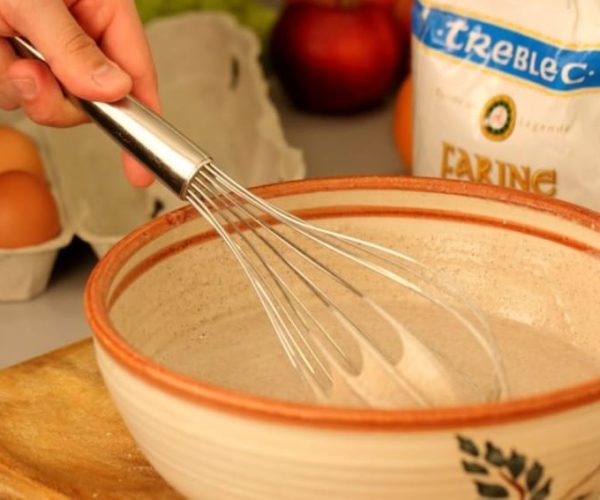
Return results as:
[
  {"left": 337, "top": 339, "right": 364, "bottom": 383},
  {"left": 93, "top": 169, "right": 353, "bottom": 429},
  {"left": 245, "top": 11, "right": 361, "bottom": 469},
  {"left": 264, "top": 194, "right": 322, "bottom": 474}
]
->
[
  {"left": 413, "top": 0, "right": 600, "bottom": 93},
  {"left": 480, "top": 95, "right": 516, "bottom": 141}
]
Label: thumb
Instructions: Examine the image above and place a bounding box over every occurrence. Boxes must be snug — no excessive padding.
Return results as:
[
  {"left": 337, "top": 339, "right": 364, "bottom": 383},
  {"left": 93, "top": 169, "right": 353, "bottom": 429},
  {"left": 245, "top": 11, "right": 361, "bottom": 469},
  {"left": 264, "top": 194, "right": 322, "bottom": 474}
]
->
[{"left": 6, "top": 0, "right": 132, "bottom": 101}]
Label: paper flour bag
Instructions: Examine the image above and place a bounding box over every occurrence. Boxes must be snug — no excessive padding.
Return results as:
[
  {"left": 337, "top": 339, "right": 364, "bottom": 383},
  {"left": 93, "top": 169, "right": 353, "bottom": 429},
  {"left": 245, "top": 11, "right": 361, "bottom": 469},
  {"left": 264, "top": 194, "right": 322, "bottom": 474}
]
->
[{"left": 412, "top": 0, "right": 600, "bottom": 209}]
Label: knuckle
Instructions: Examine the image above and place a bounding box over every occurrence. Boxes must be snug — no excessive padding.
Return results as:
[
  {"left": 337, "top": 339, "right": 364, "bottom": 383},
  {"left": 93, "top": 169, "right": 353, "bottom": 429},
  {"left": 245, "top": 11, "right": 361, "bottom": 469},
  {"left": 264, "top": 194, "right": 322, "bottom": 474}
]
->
[
  {"left": 145, "top": 67, "right": 159, "bottom": 91},
  {"left": 33, "top": 111, "right": 81, "bottom": 127},
  {"left": 23, "top": 99, "right": 65, "bottom": 127},
  {"left": 0, "top": 0, "right": 25, "bottom": 24},
  {"left": 0, "top": 103, "right": 19, "bottom": 111},
  {"left": 2, "top": 0, "right": 45, "bottom": 32},
  {"left": 0, "top": 79, "right": 20, "bottom": 110},
  {"left": 0, "top": 97, "right": 19, "bottom": 111},
  {"left": 62, "top": 29, "right": 96, "bottom": 58},
  {"left": 118, "top": 0, "right": 136, "bottom": 10},
  {"left": 28, "top": 107, "right": 59, "bottom": 126}
]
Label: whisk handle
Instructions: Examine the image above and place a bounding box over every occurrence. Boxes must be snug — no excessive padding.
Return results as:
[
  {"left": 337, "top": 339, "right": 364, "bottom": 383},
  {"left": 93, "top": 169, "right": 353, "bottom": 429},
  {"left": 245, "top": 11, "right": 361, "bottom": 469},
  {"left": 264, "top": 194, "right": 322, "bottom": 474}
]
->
[{"left": 9, "top": 36, "right": 210, "bottom": 199}]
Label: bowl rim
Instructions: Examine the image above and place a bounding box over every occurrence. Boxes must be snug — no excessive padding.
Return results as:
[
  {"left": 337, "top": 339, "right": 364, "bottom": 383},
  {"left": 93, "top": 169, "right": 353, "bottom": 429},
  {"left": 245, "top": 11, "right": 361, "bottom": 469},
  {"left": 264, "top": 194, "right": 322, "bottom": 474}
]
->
[{"left": 85, "top": 176, "right": 600, "bottom": 430}]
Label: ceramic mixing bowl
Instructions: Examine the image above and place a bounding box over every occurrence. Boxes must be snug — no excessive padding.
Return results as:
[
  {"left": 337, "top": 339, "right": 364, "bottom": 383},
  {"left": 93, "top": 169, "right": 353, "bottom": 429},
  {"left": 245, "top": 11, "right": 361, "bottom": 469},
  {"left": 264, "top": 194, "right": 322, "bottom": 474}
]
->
[{"left": 85, "top": 177, "right": 600, "bottom": 499}]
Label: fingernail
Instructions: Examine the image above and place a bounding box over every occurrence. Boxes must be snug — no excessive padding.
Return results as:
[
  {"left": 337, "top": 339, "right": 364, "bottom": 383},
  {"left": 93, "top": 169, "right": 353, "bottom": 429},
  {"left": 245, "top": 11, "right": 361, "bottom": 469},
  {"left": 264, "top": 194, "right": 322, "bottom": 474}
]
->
[
  {"left": 92, "top": 62, "right": 130, "bottom": 88},
  {"left": 11, "top": 78, "right": 37, "bottom": 100}
]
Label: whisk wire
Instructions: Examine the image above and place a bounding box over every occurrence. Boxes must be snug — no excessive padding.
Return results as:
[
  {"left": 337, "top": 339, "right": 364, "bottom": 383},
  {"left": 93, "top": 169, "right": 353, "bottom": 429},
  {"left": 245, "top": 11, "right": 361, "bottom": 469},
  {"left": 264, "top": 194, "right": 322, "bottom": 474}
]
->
[
  {"left": 202, "top": 164, "right": 508, "bottom": 400},
  {"left": 185, "top": 185, "right": 300, "bottom": 369},
  {"left": 193, "top": 169, "right": 370, "bottom": 364},
  {"left": 189, "top": 175, "right": 373, "bottom": 398},
  {"left": 188, "top": 175, "right": 336, "bottom": 391},
  {"left": 188, "top": 169, "right": 451, "bottom": 406}
]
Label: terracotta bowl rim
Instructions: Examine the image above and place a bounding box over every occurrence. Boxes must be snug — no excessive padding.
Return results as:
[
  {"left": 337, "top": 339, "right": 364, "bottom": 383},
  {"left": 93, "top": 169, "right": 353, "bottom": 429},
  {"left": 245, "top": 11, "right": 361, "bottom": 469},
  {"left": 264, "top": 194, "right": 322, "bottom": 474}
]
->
[{"left": 84, "top": 175, "right": 600, "bottom": 431}]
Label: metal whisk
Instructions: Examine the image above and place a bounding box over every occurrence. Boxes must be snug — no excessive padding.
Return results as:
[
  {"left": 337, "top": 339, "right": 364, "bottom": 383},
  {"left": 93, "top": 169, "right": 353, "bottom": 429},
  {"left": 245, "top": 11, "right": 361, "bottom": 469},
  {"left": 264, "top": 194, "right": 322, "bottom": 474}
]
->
[
  {"left": 186, "top": 165, "right": 509, "bottom": 407},
  {"left": 12, "top": 36, "right": 508, "bottom": 408}
]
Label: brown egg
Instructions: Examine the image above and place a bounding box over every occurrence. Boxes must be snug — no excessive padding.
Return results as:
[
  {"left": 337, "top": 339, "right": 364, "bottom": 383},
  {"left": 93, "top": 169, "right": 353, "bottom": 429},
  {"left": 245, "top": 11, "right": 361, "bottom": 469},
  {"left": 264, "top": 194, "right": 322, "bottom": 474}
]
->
[
  {"left": 0, "top": 126, "right": 46, "bottom": 179},
  {"left": 0, "top": 171, "right": 61, "bottom": 248}
]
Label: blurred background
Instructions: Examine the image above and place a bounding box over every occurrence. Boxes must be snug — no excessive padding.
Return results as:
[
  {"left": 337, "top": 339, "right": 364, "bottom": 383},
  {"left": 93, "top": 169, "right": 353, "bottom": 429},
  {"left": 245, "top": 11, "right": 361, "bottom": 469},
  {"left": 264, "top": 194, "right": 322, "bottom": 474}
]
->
[{"left": 132, "top": 0, "right": 410, "bottom": 177}]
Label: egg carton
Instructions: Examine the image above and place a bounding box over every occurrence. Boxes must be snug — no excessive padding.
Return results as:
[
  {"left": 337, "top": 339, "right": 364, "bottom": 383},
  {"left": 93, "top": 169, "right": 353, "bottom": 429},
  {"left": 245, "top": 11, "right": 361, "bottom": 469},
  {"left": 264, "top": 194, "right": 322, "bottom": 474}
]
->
[
  {"left": 0, "top": 12, "right": 305, "bottom": 301},
  {"left": 0, "top": 115, "right": 74, "bottom": 301}
]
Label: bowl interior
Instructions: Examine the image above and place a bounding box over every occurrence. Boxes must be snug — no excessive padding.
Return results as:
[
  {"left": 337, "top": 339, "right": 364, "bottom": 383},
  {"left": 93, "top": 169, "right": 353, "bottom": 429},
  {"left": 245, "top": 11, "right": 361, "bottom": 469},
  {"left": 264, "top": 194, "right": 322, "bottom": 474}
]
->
[{"left": 96, "top": 179, "right": 600, "bottom": 410}]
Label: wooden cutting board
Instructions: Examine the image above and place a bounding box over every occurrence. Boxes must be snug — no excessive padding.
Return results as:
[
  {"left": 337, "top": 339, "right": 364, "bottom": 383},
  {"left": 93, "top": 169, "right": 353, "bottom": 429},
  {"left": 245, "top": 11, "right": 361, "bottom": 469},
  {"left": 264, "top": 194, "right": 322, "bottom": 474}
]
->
[{"left": 0, "top": 339, "right": 183, "bottom": 499}]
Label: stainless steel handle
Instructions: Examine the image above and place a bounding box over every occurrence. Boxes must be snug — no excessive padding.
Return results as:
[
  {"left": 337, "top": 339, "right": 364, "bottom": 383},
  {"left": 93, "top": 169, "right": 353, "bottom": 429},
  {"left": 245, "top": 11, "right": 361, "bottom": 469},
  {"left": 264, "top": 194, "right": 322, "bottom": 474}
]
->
[{"left": 9, "top": 36, "right": 211, "bottom": 199}]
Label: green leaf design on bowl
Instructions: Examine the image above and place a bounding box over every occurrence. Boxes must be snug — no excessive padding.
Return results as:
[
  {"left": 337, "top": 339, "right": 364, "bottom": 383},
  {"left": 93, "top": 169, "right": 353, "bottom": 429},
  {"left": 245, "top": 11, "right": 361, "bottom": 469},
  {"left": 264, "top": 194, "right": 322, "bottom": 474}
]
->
[
  {"left": 456, "top": 435, "right": 554, "bottom": 500},
  {"left": 475, "top": 481, "right": 509, "bottom": 498},
  {"left": 527, "top": 461, "right": 544, "bottom": 491},
  {"left": 457, "top": 435, "right": 480, "bottom": 457},
  {"left": 462, "top": 460, "right": 489, "bottom": 475}
]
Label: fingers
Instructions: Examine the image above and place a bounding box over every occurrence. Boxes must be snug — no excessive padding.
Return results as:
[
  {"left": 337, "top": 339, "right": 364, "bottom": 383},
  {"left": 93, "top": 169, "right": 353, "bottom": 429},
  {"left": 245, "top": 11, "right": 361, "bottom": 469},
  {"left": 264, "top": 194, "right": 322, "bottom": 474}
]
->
[
  {"left": 73, "top": 0, "right": 160, "bottom": 112},
  {"left": 108, "top": 2, "right": 156, "bottom": 192},
  {"left": 0, "top": 38, "right": 19, "bottom": 109},
  {"left": 7, "top": 58, "right": 88, "bottom": 126},
  {"left": 0, "top": 38, "right": 85, "bottom": 126},
  {"left": 102, "top": 1, "right": 158, "bottom": 185},
  {"left": 1, "top": 0, "right": 132, "bottom": 102},
  {"left": 0, "top": 0, "right": 157, "bottom": 184},
  {"left": 72, "top": 0, "right": 159, "bottom": 183},
  {"left": 122, "top": 152, "right": 155, "bottom": 187},
  {"left": 0, "top": 38, "right": 82, "bottom": 127}
]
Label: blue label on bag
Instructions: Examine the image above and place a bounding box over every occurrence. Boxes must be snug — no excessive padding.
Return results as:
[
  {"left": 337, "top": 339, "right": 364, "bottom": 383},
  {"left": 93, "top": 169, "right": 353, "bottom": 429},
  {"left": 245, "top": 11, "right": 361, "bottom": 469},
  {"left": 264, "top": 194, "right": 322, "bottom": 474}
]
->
[{"left": 413, "top": 0, "right": 600, "bottom": 92}]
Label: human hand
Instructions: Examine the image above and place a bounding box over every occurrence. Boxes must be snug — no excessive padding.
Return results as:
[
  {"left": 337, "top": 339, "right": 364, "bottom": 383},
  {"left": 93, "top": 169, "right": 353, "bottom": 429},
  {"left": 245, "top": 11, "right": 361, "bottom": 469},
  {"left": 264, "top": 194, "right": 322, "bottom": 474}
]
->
[{"left": 0, "top": 0, "right": 158, "bottom": 186}]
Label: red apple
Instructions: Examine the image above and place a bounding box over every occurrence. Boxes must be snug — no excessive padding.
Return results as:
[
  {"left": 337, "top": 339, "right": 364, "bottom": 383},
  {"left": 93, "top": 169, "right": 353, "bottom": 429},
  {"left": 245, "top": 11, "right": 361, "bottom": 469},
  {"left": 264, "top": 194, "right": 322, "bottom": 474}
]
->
[
  {"left": 270, "top": 2, "right": 403, "bottom": 113},
  {"left": 394, "top": 0, "right": 412, "bottom": 63}
]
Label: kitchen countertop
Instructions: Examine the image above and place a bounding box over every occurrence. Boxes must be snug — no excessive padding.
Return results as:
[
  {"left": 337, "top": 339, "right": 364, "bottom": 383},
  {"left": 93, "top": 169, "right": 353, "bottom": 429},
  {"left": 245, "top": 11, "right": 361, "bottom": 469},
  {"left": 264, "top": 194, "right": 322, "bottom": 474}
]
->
[{"left": 0, "top": 79, "right": 405, "bottom": 370}]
